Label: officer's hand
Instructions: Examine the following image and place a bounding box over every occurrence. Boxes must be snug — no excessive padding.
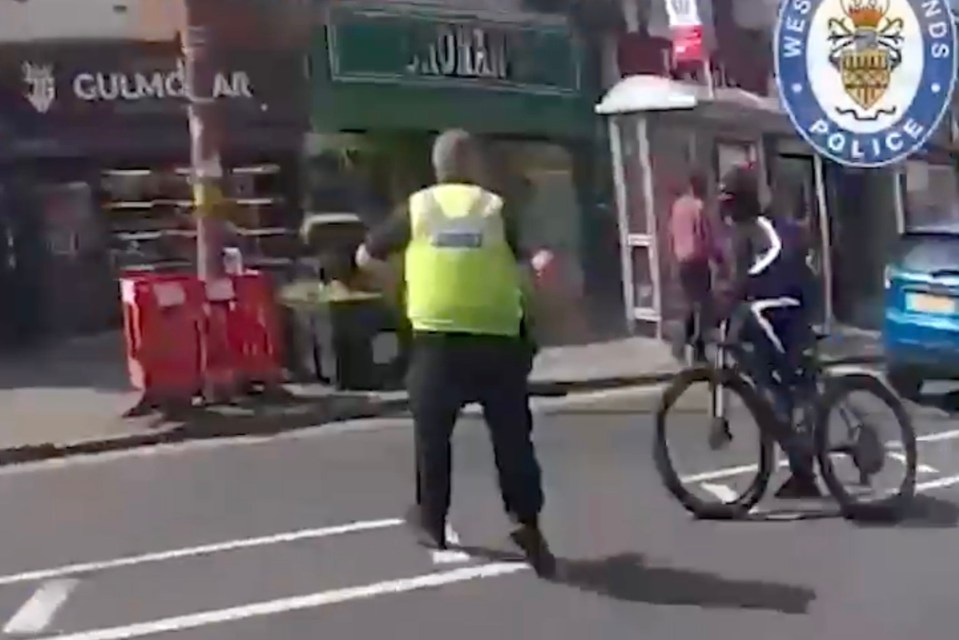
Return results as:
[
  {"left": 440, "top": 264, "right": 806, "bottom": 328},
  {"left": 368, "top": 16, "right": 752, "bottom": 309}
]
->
[
  {"left": 530, "top": 249, "right": 555, "bottom": 278},
  {"left": 355, "top": 244, "right": 373, "bottom": 270}
]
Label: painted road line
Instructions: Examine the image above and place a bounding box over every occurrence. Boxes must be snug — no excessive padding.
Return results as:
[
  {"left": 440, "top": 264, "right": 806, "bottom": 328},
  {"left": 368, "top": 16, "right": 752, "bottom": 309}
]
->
[
  {"left": 684, "top": 441, "right": 940, "bottom": 485},
  {"left": 681, "top": 464, "right": 760, "bottom": 484},
  {"left": 917, "top": 473, "right": 959, "bottom": 492},
  {"left": 887, "top": 451, "right": 937, "bottom": 474},
  {"left": 888, "top": 428, "right": 959, "bottom": 450},
  {"left": 431, "top": 525, "right": 470, "bottom": 565},
  {"left": 699, "top": 482, "right": 739, "bottom": 503},
  {"left": 33, "top": 563, "right": 528, "bottom": 640},
  {"left": 917, "top": 428, "right": 959, "bottom": 444},
  {"left": 0, "top": 518, "right": 403, "bottom": 587},
  {"left": 3, "top": 579, "right": 79, "bottom": 635}
]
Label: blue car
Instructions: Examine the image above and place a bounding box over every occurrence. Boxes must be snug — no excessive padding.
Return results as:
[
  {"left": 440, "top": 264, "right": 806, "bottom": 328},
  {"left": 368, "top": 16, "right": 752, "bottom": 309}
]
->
[{"left": 884, "top": 226, "right": 959, "bottom": 399}]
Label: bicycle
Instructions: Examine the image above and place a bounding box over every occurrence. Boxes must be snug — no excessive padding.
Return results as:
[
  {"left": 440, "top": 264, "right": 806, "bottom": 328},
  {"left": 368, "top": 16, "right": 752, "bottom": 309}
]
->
[{"left": 654, "top": 317, "right": 917, "bottom": 521}]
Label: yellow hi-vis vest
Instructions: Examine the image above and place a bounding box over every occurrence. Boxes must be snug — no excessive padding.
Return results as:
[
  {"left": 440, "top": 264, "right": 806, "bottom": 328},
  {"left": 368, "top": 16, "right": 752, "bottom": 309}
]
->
[{"left": 404, "top": 184, "right": 523, "bottom": 336}]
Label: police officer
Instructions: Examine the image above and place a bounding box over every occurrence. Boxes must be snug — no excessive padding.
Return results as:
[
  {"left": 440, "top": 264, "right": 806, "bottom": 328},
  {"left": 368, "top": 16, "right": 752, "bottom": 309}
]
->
[{"left": 355, "top": 129, "right": 555, "bottom": 577}]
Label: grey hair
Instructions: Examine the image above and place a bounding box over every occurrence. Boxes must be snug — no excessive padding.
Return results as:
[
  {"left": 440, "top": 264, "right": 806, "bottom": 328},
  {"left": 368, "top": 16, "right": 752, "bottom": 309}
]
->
[{"left": 431, "top": 129, "right": 477, "bottom": 181}]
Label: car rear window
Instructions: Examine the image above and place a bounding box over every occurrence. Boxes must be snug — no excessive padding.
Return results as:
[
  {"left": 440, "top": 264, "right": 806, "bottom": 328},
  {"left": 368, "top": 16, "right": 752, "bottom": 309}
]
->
[{"left": 894, "top": 234, "right": 959, "bottom": 273}]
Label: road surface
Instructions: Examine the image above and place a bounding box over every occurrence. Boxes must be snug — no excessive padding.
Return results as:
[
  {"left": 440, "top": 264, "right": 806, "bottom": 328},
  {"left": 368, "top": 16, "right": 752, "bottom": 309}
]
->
[{"left": 0, "top": 380, "right": 958, "bottom": 640}]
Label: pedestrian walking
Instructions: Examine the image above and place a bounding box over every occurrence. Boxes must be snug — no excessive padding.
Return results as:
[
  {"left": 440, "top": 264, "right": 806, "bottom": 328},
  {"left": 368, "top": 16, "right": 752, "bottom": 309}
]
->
[
  {"left": 668, "top": 170, "right": 722, "bottom": 363},
  {"left": 354, "top": 129, "right": 556, "bottom": 577}
]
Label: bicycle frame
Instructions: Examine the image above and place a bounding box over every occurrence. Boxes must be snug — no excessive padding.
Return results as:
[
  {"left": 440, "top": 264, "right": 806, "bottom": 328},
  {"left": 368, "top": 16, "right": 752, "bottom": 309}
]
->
[
  {"left": 709, "top": 317, "right": 817, "bottom": 429},
  {"left": 717, "top": 322, "right": 868, "bottom": 443},
  {"left": 711, "top": 320, "right": 729, "bottom": 421}
]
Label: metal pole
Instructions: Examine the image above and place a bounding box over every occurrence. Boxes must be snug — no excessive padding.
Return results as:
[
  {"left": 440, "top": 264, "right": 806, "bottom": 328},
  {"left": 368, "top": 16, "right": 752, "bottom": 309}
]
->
[
  {"left": 608, "top": 117, "right": 636, "bottom": 334},
  {"left": 812, "top": 154, "right": 834, "bottom": 331},
  {"left": 182, "top": 0, "right": 235, "bottom": 405},
  {"left": 182, "top": 0, "right": 226, "bottom": 281}
]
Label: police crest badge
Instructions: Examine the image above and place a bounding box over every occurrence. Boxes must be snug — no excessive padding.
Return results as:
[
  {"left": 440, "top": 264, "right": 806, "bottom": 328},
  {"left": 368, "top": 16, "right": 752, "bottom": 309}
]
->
[{"left": 775, "top": 0, "right": 957, "bottom": 167}]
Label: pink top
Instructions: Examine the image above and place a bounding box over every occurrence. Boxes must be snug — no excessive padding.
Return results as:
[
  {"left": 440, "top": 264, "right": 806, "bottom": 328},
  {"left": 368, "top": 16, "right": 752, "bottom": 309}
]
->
[{"left": 669, "top": 194, "right": 720, "bottom": 265}]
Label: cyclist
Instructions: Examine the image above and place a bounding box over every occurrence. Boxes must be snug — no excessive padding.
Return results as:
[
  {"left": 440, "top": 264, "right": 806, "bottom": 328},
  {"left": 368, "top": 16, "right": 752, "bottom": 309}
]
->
[{"left": 717, "top": 164, "right": 821, "bottom": 499}]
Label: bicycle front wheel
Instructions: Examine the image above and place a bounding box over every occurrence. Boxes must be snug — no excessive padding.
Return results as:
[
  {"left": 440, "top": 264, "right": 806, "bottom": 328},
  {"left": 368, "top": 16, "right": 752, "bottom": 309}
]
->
[
  {"left": 654, "top": 366, "right": 777, "bottom": 520},
  {"left": 814, "top": 373, "right": 917, "bottom": 521}
]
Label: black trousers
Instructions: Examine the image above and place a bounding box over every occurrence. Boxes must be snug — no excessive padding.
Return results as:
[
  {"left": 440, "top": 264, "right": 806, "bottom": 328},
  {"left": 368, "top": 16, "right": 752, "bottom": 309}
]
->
[
  {"left": 678, "top": 260, "right": 712, "bottom": 362},
  {"left": 407, "top": 331, "right": 544, "bottom": 531}
]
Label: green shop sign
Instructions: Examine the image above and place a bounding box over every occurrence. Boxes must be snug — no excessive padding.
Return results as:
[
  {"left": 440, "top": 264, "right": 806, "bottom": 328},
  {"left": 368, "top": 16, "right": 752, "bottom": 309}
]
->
[{"left": 326, "top": 5, "right": 581, "bottom": 96}]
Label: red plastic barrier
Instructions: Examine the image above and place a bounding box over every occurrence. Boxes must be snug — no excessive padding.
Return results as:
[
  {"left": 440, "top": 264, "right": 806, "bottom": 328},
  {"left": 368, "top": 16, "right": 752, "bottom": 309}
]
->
[
  {"left": 120, "top": 273, "right": 203, "bottom": 405},
  {"left": 230, "top": 271, "right": 284, "bottom": 386},
  {"left": 202, "top": 278, "right": 243, "bottom": 396}
]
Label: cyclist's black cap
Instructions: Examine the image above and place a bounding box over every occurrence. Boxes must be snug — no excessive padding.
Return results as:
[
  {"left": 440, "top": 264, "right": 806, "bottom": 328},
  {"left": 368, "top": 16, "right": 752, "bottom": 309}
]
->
[
  {"left": 719, "top": 164, "right": 761, "bottom": 222},
  {"left": 719, "top": 163, "right": 758, "bottom": 200}
]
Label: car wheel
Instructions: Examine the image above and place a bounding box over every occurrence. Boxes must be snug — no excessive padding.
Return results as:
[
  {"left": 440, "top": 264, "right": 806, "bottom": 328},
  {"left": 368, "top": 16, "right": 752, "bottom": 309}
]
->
[{"left": 887, "top": 368, "right": 923, "bottom": 400}]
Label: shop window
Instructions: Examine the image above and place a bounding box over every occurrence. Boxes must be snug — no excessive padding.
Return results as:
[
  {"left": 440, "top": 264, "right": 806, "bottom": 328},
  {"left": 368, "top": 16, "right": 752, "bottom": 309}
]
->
[
  {"left": 101, "top": 163, "right": 297, "bottom": 275},
  {"left": 301, "top": 136, "right": 591, "bottom": 342},
  {"left": 34, "top": 182, "right": 117, "bottom": 334},
  {"left": 617, "top": 115, "right": 649, "bottom": 235},
  {"left": 904, "top": 161, "right": 959, "bottom": 230},
  {"left": 486, "top": 139, "right": 588, "bottom": 343}
]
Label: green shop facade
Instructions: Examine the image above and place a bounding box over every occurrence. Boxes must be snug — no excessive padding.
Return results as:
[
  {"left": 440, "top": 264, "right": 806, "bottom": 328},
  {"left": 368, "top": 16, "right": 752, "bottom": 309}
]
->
[{"left": 308, "top": 2, "right": 624, "bottom": 344}]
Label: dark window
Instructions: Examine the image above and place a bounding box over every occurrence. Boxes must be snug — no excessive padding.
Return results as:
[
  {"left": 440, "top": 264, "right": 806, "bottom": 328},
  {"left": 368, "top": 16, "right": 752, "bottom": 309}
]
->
[{"left": 893, "top": 233, "right": 959, "bottom": 273}]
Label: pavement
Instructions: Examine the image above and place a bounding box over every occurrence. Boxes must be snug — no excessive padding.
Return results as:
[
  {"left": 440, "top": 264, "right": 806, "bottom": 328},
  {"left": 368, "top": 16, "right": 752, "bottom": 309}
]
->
[
  {"left": 0, "top": 382, "right": 956, "bottom": 639},
  {"left": 0, "top": 328, "right": 883, "bottom": 465}
]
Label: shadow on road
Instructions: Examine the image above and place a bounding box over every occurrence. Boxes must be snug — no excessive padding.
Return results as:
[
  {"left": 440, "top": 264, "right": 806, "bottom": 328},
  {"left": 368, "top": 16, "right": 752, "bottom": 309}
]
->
[
  {"left": 914, "top": 389, "right": 959, "bottom": 414},
  {"left": 853, "top": 494, "right": 959, "bottom": 530},
  {"left": 558, "top": 553, "right": 815, "bottom": 614},
  {"left": 461, "top": 546, "right": 815, "bottom": 614}
]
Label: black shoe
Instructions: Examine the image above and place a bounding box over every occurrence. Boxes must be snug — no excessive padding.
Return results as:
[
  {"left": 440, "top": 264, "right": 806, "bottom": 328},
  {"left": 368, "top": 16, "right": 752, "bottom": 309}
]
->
[
  {"left": 509, "top": 525, "right": 557, "bottom": 578},
  {"left": 774, "top": 474, "right": 823, "bottom": 499},
  {"left": 404, "top": 505, "right": 447, "bottom": 550}
]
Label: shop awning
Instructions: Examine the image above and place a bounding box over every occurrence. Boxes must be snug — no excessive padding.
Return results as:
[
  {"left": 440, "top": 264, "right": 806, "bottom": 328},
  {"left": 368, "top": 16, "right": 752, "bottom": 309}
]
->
[
  {"left": 594, "top": 74, "right": 783, "bottom": 117},
  {"left": 594, "top": 75, "right": 699, "bottom": 114}
]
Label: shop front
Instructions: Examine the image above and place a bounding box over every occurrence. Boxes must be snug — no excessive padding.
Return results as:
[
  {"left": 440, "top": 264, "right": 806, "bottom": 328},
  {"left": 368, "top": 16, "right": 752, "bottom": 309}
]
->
[
  {"left": 599, "top": 22, "right": 951, "bottom": 338},
  {"left": 900, "top": 118, "right": 959, "bottom": 232},
  {"left": 598, "top": 24, "right": 835, "bottom": 338},
  {"left": 308, "top": 2, "right": 617, "bottom": 344},
  {"left": 0, "top": 41, "right": 309, "bottom": 339}
]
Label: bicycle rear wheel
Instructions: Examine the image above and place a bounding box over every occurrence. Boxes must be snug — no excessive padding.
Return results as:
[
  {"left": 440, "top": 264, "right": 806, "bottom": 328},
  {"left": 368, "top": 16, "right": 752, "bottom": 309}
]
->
[
  {"left": 814, "top": 373, "right": 917, "bottom": 521},
  {"left": 654, "top": 366, "right": 777, "bottom": 520}
]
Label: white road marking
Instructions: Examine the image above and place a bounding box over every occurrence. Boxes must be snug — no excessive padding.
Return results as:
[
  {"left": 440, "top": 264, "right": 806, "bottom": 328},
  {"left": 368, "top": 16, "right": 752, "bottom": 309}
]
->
[
  {"left": 0, "top": 519, "right": 402, "bottom": 587},
  {"left": 887, "top": 429, "right": 959, "bottom": 450},
  {"left": 430, "top": 525, "right": 470, "bottom": 565},
  {"left": 33, "top": 563, "right": 527, "bottom": 640},
  {"left": 917, "top": 473, "right": 959, "bottom": 492},
  {"left": 917, "top": 428, "right": 959, "bottom": 444},
  {"left": 887, "top": 451, "right": 937, "bottom": 474},
  {"left": 3, "top": 579, "right": 79, "bottom": 634},
  {"left": 683, "top": 433, "right": 953, "bottom": 485},
  {"left": 681, "top": 464, "right": 759, "bottom": 483},
  {"left": 700, "top": 482, "right": 739, "bottom": 503}
]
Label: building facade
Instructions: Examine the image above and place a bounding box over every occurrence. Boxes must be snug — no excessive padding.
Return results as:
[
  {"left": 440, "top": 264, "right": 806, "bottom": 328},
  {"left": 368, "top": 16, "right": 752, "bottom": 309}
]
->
[
  {"left": 0, "top": 0, "right": 313, "bottom": 343},
  {"left": 599, "top": 0, "right": 959, "bottom": 338},
  {"left": 307, "top": 1, "right": 621, "bottom": 344}
]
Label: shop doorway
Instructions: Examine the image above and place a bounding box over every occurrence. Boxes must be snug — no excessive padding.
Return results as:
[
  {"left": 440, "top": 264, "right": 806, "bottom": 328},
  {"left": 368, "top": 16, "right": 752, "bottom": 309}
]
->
[
  {"left": 768, "top": 153, "right": 830, "bottom": 327},
  {"left": 0, "top": 183, "right": 43, "bottom": 349},
  {"left": 825, "top": 165, "right": 900, "bottom": 330}
]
